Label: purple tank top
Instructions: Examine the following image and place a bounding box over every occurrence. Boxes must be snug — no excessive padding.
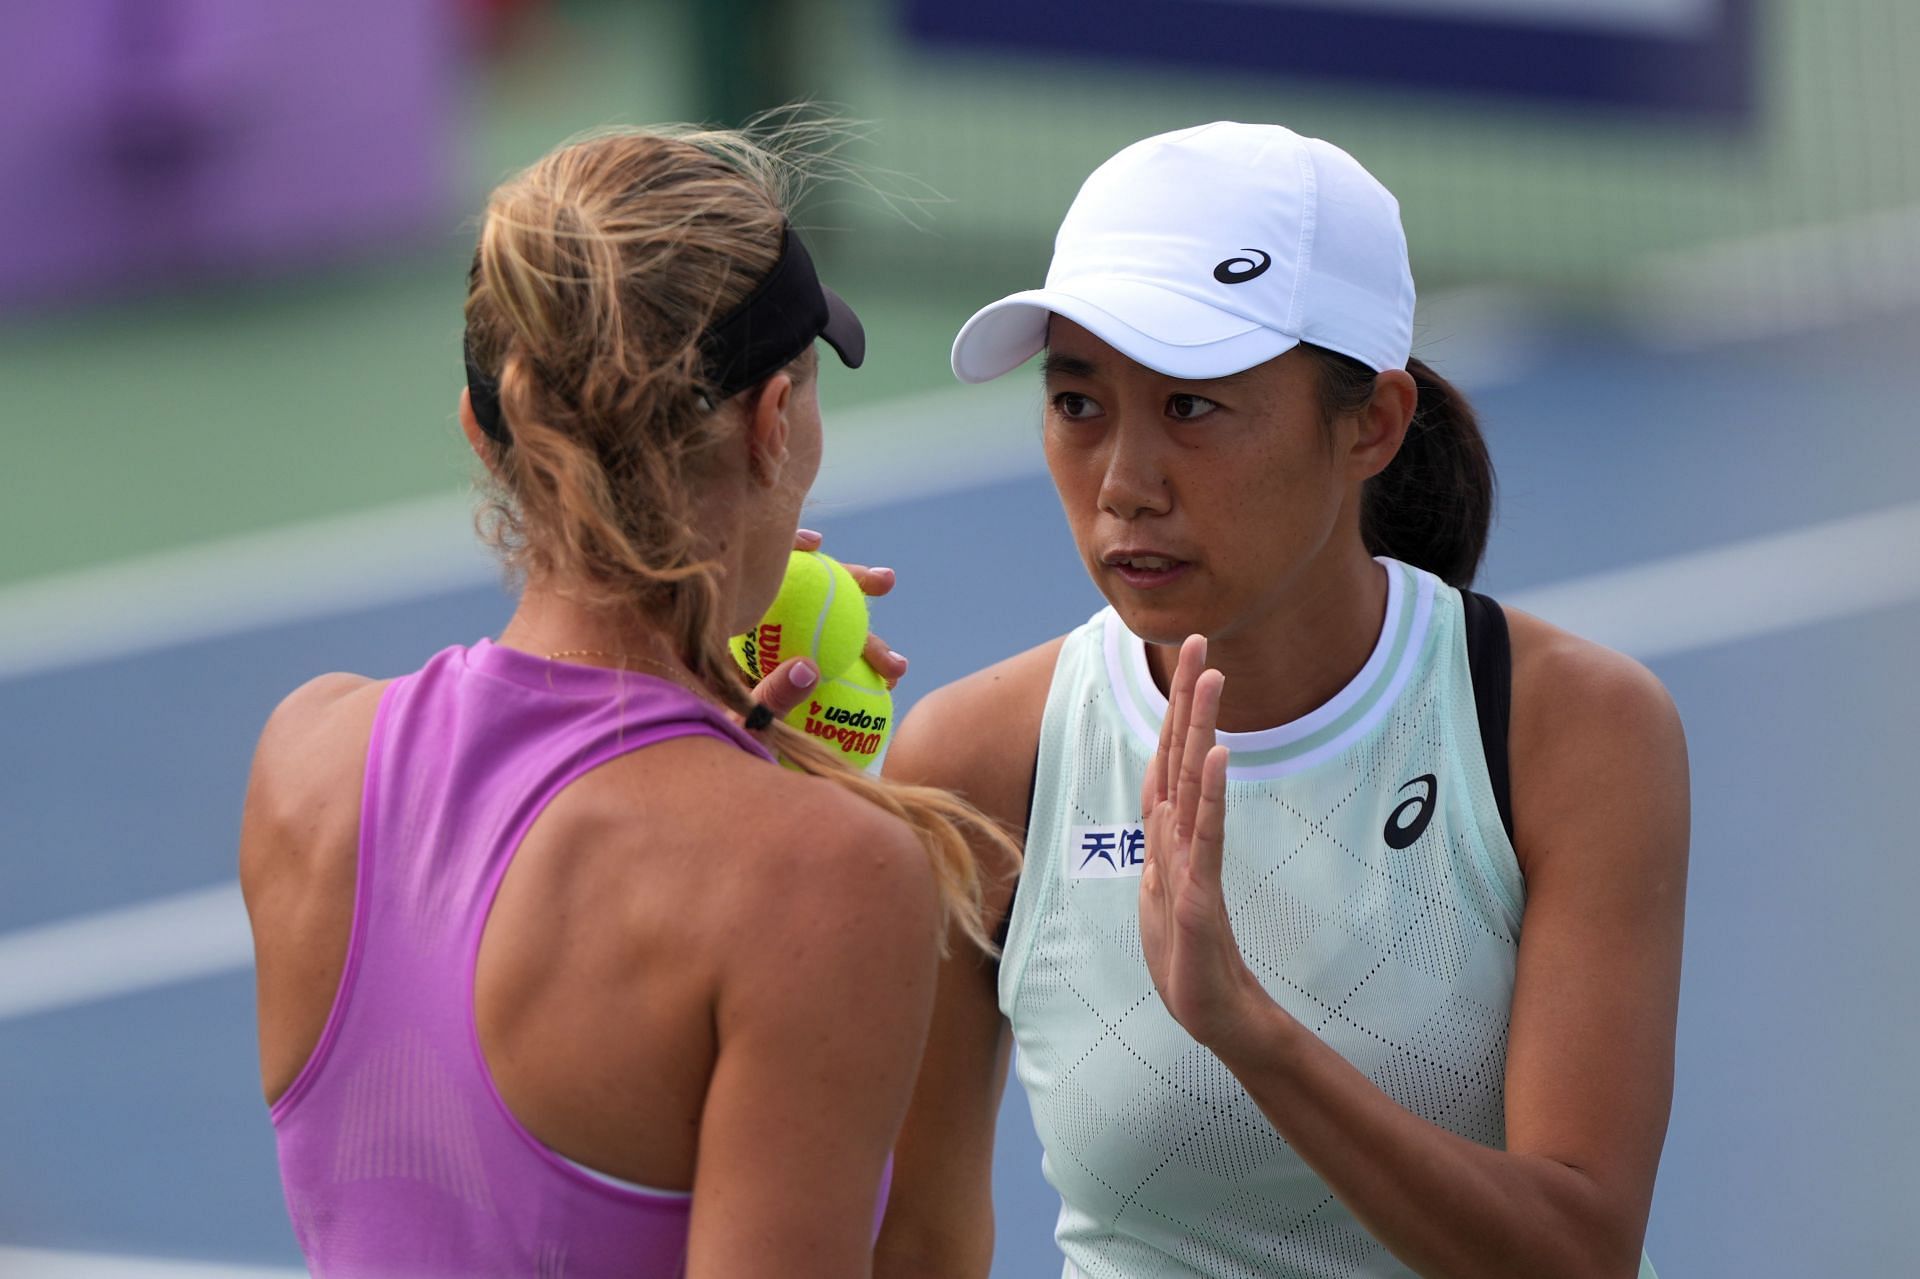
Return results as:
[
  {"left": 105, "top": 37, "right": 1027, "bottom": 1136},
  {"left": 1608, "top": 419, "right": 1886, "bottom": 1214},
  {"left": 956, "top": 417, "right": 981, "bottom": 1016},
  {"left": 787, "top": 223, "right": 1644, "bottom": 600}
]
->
[{"left": 270, "top": 639, "right": 890, "bottom": 1277}]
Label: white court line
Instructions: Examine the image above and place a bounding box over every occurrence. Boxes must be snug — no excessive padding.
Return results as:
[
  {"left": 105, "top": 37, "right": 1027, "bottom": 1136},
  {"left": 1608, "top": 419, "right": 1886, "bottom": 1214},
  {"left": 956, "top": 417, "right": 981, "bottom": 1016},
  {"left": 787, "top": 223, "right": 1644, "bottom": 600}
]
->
[
  {"left": 0, "top": 287, "right": 1568, "bottom": 687},
  {"left": 3, "top": 498, "right": 1917, "bottom": 1031},
  {"left": 0, "top": 379, "right": 1042, "bottom": 685},
  {"left": 0, "top": 881, "right": 251, "bottom": 1023},
  {"left": 1504, "top": 500, "right": 1920, "bottom": 661},
  {"left": 0, "top": 495, "right": 498, "bottom": 683},
  {"left": 0, "top": 1245, "right": 304, "bottom": 1278},
  {"left": 1625, "top": 202, "right": 1920, "bottom": 349}
]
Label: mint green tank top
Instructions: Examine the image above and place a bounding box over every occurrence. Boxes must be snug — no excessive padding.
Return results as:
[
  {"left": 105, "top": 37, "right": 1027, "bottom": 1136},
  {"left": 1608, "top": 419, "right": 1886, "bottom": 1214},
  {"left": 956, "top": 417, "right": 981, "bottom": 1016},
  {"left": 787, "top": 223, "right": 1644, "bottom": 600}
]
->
[{"left": 1000, "top": 559, "right": 1655, "bottom": 1278}]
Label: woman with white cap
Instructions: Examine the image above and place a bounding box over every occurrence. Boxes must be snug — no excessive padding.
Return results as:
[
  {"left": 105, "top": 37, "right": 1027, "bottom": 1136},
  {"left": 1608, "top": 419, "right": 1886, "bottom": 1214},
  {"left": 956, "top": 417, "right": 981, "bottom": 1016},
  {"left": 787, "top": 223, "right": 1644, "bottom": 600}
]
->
[{"left": 875, "top": 122, "right": 1682, "bottom": 1279}]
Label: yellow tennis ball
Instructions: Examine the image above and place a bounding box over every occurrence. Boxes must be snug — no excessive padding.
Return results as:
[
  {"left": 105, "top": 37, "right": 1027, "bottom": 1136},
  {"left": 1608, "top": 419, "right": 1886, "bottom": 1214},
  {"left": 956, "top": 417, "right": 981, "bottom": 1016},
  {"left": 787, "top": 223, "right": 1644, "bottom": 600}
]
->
[
  {"left": 730, "top": 550, "right": 869, "bottom": 684},
  {"left": 787, "top": 657, "right": 894, "bottom": 771}
]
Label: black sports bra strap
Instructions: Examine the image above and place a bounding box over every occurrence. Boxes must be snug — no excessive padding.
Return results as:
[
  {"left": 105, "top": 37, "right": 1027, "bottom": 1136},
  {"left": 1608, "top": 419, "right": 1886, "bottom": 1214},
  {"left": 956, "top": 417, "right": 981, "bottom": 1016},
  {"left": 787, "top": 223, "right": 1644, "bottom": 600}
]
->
[
  {"left": 1461, "top": 589, "right": 1515, "bottom": 843},
  {"left": 990, "top": 748, "right": 1040, "bottom": 958}
]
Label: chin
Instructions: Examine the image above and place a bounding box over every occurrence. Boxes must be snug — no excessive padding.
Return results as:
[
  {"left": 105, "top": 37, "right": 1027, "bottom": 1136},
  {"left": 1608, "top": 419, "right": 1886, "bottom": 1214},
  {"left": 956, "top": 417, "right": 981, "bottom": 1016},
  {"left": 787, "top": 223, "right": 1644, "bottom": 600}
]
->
[{"left": 1104, "top": 594, "right": 1211, "bottom": 648}]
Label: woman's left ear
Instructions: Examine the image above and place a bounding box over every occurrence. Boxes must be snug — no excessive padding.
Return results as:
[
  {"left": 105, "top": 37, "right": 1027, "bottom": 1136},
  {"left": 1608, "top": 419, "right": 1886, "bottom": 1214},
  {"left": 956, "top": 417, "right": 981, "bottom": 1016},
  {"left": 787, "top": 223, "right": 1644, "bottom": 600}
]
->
[
  {"left": 458, "top": 389, "right": 497, "bottom": 469},
  {"left": 1353, "top": 369, "right": 1417, "bottom": 480},
  {"left": 745, "top": 373, "right": 794, "bottom": 486}
]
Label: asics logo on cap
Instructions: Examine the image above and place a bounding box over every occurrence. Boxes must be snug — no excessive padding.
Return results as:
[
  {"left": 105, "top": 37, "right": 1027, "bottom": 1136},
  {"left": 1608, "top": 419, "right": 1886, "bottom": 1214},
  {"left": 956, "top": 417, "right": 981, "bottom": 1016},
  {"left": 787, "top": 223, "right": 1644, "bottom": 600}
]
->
[
  {"left": 950, "top": 122, "right": 1417, "bottom": 383},
  {"left": 1212, "top": 249, "right": 1272, "bottom": 284}
]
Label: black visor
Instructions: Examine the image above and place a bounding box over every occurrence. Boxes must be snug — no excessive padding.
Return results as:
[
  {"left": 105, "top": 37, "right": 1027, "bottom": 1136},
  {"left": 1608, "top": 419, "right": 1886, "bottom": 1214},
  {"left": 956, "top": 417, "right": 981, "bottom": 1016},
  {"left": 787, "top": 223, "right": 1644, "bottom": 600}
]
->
[
  {"left": 701, "top": 226, "right": 865, "bottom": 400},
  {"left": 464, "top": 223, "right": 863, "bottom": 445}
]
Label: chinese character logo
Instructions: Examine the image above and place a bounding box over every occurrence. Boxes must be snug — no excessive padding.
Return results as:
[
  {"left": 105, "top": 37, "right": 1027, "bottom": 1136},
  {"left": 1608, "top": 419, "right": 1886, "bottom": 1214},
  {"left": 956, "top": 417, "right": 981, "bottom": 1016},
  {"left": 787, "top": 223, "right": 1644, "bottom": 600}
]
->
[{"left": 1070, "top": 824, "right": 1147, "bottom": 879}]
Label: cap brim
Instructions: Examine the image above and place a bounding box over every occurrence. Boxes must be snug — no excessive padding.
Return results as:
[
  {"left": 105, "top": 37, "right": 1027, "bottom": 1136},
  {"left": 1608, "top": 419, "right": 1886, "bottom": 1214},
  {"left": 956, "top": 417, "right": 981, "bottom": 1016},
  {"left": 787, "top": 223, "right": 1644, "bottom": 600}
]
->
[
  {"left": 821, "top": 285, "right": 865, "bottom": 370},
  {"left": 951, "top": 280, "right": 1298, "bottom": 384}
]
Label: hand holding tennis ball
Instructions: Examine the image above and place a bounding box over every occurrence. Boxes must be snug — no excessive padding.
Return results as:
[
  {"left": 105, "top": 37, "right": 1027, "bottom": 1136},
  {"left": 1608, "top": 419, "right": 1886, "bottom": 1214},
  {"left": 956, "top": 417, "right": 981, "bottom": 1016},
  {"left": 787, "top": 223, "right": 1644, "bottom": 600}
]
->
[
  {"left": 732, "top": 547, "right": 896, "bottom": 769},
  {"left": 730, "top": 550, "right": 869, "bottom": 683},
  {"left": 788, "top": 657, "right": 893, "bottom": 770}
]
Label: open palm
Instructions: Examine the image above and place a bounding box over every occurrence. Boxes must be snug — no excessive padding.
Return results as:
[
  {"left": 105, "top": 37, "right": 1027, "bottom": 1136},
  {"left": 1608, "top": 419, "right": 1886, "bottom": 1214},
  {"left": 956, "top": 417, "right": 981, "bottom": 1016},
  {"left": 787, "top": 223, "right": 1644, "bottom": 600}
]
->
[{"left": 1138, "top": 636, "right": 1265, "bottom": 1050}]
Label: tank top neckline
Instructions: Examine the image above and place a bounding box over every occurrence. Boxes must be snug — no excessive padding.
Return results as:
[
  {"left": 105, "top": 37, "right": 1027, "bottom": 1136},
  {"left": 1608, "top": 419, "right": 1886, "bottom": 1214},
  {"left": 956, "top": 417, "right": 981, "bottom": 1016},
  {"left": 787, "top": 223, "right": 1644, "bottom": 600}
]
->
[
  {"left": 465, "top": 637, "right": 690, "bottom": 697},
  {"left": 1103, "top": 557, "right": 1439, "bottom": 780},
  {"left": 465, "top": 638, "right": 774, "bottom": 762}
]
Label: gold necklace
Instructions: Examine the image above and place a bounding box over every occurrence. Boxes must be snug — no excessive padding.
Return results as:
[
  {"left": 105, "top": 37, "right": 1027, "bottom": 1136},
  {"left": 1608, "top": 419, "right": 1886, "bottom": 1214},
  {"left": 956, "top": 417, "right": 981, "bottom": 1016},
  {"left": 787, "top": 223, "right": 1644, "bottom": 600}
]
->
[
  {"left": 546, "top": 647, "right": 647, "bottom": 666},
  {"left": 543, "top": 648, "right": 773, "bottom": 730},
  {"left": 544, "top": 647, "right": 689, "bottom": 679}
]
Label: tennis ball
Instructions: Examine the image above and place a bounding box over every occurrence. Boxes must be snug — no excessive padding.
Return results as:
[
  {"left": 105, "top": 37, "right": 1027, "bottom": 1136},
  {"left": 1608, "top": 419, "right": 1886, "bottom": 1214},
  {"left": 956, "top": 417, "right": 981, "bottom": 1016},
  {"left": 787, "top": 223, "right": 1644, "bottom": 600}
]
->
[
  {"left": 730, "top": 550, "right": 869, "bottom": 684},
  {"left": 786, "top": 657, "right": 894, "bottom": 771}
]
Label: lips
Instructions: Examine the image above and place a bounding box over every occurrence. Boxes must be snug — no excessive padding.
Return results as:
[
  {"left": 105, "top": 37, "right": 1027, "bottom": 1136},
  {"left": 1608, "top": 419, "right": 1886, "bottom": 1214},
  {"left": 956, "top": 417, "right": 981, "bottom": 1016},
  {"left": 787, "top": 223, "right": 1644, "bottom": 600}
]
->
[{"left": 1103, "top": 548, "right": 1193, "bottom": 589}]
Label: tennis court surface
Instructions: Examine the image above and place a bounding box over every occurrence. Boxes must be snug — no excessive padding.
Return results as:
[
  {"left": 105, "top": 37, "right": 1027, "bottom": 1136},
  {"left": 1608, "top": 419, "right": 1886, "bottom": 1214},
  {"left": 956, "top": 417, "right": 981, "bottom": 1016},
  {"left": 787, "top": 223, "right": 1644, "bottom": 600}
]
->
[{"left": 3, "top": 307, "right": 1917, "bottom": 1276}]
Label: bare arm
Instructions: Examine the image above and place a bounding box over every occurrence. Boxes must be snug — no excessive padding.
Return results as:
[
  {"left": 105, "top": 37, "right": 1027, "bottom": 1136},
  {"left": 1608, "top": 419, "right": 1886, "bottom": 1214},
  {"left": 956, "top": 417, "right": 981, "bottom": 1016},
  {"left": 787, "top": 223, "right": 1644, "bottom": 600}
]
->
[
  {"left": 686, "top": 797, "right": 942, "bottom": 1279},
  {"left": 238, "top": 672, "right": 385, "bottom": 1105},
  {"left": 1140, "top": 624, "right": 1687, "bottom": 1279},
  {"left": 872, "top": 642, "right": 1060, "bottom": 1279},
  {"left": 872, "top": 884, "right": 1014, "bottom": 1278}
]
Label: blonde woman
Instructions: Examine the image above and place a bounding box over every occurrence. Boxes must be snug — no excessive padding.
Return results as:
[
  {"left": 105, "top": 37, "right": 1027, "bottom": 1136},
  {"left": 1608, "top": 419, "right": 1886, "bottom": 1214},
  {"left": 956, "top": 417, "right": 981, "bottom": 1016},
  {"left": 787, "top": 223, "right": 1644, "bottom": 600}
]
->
[{"left": 240, "top": 126, "right": 1007, "bottom": 1278}]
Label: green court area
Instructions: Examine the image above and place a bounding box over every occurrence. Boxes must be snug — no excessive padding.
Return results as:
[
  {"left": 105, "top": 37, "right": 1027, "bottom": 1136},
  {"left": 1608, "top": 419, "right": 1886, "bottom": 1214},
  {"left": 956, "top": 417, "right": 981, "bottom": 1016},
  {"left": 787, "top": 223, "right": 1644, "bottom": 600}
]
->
[
  {"left": 0, "top": 1, "right": 972, "bottom": 590},
  {"left": 0, "top": 244, "right": 976, "bottom": 589}
]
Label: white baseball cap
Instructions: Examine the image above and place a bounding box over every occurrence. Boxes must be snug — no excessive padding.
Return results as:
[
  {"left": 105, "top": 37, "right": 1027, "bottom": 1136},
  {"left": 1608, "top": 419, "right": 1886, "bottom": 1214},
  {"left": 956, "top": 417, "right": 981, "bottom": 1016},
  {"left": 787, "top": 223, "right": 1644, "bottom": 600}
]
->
[{"left": 950, "top": 121, "right": 1415, "bottom": 383}]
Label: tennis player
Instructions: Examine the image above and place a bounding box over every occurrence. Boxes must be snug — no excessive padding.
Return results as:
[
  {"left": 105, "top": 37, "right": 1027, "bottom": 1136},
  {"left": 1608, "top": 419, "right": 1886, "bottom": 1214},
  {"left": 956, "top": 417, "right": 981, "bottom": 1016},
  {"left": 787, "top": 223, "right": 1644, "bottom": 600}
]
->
[
  {"left": 876, "top": 122, "right": 1686, "bottom": 1279},
  {"left": 239, "top": 126, "right": 1008, "bottom": 1278}
]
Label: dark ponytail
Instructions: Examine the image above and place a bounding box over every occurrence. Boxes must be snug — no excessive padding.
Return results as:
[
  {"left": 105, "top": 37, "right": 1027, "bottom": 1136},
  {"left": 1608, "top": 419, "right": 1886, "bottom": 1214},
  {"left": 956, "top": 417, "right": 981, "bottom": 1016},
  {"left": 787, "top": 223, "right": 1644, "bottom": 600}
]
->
[{"left": 1304, "top": 345, "right": 1495, "bottom": 589}]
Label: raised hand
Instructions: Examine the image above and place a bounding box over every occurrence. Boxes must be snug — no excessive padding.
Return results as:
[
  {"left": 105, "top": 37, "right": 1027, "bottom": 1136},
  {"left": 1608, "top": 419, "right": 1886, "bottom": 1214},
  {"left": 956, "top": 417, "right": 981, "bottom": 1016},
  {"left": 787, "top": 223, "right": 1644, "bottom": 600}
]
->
[{"left": 1138, "top": 635, "right": 1267, "bottom": 1052}]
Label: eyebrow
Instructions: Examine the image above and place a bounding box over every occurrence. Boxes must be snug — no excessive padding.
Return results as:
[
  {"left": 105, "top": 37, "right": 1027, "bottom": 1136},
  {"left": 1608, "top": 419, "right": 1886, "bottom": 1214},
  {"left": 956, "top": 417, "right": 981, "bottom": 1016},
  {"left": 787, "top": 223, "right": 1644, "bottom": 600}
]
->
[{"left": 1041, "top": 352, "right": 1099, "bottom": 380}]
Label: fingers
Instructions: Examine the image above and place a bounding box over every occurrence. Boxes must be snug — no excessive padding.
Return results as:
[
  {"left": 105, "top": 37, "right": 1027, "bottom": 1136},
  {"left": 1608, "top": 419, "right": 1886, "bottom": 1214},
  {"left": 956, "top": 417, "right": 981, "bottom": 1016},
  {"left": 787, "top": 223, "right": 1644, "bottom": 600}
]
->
[
  {"left": 852, "top": 568, "right": 902, "bottom": 686},
  {"left": 862, "top": 633, "right": 907, "bottom": 689},
  {"left": 1163, "top": 635, "right": 1206, "bottom": 809},
  {"left": 1190, "top": 743, "right": 1230, "bottom": 889},
  {"left": 790, "top": 530, "right": 894, "bottom": 599},
  {"left": 1174, "top": 669, "right": 1223, "bottom": 843},
  {"left": 748, "top": 657, "right": 820, "bottom": 721},
  {"left": 787, "top": 533, "right": 902, "bottom": 685},
  {"left": 1144, "top": 677, "right": 1177, "bottom": 815},
  {"left": 841, "top": 562, "right": 896, "bottom": 598},
  {"left": 1141, "top": 756, "right": 1166, "bottom": 822}
]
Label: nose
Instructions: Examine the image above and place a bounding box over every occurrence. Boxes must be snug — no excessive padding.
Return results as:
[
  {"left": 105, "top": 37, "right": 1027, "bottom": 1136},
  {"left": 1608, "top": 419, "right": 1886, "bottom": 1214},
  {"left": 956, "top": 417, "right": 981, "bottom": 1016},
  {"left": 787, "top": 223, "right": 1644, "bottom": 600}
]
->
[{"left": 1097, "top": 416, "right": 1172, "bottom": 522}]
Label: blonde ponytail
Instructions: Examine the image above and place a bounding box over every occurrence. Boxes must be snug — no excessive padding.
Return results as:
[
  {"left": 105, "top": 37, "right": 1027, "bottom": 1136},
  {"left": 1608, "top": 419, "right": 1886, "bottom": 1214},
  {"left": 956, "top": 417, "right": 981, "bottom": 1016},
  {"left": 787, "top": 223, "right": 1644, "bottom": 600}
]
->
[{"left": 464, "top": 122, "right": 1013, "bottom": 953}]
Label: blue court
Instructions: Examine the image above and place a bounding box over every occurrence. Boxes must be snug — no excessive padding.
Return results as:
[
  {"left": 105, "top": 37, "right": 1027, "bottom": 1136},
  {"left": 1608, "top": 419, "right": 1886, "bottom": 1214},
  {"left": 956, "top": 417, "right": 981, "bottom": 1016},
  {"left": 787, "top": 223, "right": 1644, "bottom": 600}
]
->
[{"left": 2, "top": 310, "right": 1917, "bottom": 1276}]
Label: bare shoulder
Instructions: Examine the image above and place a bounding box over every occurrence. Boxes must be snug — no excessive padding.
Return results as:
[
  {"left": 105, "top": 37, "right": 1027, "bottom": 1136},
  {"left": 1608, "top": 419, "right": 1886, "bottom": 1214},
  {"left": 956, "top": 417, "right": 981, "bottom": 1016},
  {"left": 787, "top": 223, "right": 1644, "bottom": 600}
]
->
[
  {"left": 538, "top": 732, "right": 942, "bottom": 949},
  {"left": 255, "top": 672, "right": 386, "bottom": 765},
  {"left": 713, "top": 757, "right": 944, "bottom": 974},
  {"left": 240, "top": 673, "right": 388, "bottom": 888},
  {"left": 886, "top": 636, "right": 1067, "bottom": 829},
  {"left": 1504, "top": 608, "right": 1683, "bottom": 750},
  {"left": 1502, "top": 608, "right": 1688, "bottom": 876}
]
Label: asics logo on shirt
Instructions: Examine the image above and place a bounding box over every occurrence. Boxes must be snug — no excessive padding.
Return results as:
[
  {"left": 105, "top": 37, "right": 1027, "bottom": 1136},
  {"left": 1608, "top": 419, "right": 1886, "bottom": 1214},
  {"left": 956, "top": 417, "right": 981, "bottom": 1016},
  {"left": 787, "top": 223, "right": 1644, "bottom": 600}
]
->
[
  {"left": 1212, "top": 249, "right": 1272, "bottom": 284},
  {"left": 1384, "top": 774, "right": 1437, "bottom": 849}
]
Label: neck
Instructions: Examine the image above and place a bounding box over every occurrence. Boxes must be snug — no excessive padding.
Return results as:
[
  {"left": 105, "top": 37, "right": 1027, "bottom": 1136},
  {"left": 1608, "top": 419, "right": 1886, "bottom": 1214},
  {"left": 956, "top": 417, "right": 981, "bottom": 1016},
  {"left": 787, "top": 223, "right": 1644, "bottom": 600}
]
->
[
  {"left": 497, "top": 581, "right": 695, "bottom": 676},
  {"left": 1146, "top": 546, "right": 1388, "bottom": 734}
]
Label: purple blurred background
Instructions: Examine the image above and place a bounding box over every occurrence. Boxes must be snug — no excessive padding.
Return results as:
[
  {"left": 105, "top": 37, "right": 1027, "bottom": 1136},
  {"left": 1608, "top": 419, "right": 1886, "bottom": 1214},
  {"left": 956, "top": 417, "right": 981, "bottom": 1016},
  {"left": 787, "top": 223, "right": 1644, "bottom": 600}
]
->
[{"left": 0, "top": 0, "right": 459, "bottom": 308}]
